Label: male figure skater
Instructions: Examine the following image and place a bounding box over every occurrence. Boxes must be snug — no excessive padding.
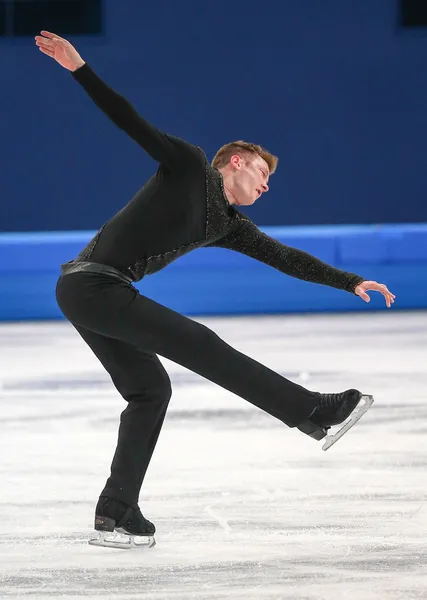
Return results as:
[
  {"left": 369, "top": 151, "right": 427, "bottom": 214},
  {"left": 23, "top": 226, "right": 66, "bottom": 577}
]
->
[{"left": 35, "top": 31, "right": 395, "bottom": 549}]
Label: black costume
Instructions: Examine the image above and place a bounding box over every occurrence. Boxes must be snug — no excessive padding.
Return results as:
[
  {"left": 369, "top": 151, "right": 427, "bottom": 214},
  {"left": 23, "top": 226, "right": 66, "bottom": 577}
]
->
[{"left": 56, "top": 64, "right": 365, "bottom": 509}]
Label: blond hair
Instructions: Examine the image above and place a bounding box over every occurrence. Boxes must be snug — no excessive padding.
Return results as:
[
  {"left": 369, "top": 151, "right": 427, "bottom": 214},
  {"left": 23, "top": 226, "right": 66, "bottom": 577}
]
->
[{"left": 211, "top": 141, "right": 278, "bottom": 174}]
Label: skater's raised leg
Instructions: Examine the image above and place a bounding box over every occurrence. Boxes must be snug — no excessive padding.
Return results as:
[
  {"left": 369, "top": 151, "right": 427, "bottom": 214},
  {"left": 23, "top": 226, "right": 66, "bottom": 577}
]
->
[{"left": 58, "top": 275, "right": 320, "bottom": 430}]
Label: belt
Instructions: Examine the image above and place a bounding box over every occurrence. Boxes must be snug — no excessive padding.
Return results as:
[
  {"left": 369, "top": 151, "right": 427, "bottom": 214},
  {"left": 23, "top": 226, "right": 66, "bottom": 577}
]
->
[{"left": 60, "top": 261, "right": 133, "bottom": 284}]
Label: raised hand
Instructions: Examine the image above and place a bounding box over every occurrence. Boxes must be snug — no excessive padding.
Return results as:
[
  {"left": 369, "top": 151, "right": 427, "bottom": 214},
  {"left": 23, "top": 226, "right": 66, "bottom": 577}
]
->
[
  {"left": 35, "top": 31, "right": 85, "bottom": 72},
  {"left": 354, "top": 280, "right": 396, "bottom": 308}
]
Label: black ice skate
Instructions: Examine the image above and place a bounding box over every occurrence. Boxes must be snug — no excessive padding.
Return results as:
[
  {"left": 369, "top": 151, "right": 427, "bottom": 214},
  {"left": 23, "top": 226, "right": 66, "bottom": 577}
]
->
[
  {"left": 88, "top": 496, "right": 156, "bottom": 549},
  {"left": 298, "top": 389, "right": 373, "bottom": 451}
]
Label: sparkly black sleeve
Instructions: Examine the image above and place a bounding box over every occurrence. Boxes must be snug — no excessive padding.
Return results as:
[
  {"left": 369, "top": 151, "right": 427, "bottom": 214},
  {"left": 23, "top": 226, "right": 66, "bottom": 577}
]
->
[
  {"left": 209, "top": 219, "right": 365, "bottom": 293},
  {"left": 72, "top": 64, "right": 199, "bottom": 168}
]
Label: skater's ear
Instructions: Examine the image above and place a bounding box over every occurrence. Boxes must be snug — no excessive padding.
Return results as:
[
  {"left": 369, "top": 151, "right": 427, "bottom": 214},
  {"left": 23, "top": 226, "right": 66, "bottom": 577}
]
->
[{"left": 230, "top": 154, "right": 244, "bottom": 170}]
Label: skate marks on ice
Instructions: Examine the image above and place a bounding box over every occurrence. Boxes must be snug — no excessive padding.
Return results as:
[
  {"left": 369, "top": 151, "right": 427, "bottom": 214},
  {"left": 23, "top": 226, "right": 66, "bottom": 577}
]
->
[
  {"left": 1, "top": 488, "right": 426, "bottom": 600},
  {"left": 0, "top": 312, "right": 427, "bottom": 599}
]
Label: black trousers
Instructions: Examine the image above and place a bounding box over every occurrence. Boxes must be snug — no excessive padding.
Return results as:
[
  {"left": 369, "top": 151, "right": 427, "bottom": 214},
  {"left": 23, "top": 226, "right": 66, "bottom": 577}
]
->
[{"left": 56, "top": 264, "right": 318, "bottom": 507}]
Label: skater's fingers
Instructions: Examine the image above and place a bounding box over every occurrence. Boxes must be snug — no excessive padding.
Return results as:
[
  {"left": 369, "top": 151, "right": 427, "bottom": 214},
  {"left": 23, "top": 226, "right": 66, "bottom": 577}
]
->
[
  {"left": 374, "top": 283, "right": 396, "bottom": 307},
  {"left": 40, "top": 30, "right": 66, "bottom": 41},
  {"left": 36, "top": 41, "right": 54, "bottom": 51},
  {"left": 38, "top": 46, "right": 55, "bottom": 58},
  {"left": 377, "top": 284, "right": 395, "bottom": 300},
  {"left": 36, "top": 37, "right": 55, "bottom": 48},
  {"left": 355, "top": 280, "right": 395, "bottom": 306},
  {"left": 354, "top": 286, "right": 368, "bottom": 302},
  {"left": 358, "top": 291, "right": 370, "bottom": 303},
  {"left": 385, "top": 292, "right": 395, "bottom": 308},
  {"left": 371, "top": 287, "right": 394, "bottom": 307},
  {"left": 378, "top": 288, "right": 396, "bottom": 308},
  {"left": 378, "top": 283, "right": 392, "bottom": 294},
  {"left": 369, "top": 282, "right": 396, "bottom": 301}
]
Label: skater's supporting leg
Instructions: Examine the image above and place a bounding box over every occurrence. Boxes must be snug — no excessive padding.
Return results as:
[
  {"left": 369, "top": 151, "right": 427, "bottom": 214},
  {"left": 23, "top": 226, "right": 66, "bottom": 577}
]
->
[{"left": 73, "top": 325, "right": 171, "bottom": 506}]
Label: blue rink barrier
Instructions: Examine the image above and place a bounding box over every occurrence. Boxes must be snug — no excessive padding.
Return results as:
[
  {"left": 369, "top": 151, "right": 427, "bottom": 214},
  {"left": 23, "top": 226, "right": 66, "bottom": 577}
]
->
[{"left": 0, "top": 224, "right": 426, "bottom": 321}]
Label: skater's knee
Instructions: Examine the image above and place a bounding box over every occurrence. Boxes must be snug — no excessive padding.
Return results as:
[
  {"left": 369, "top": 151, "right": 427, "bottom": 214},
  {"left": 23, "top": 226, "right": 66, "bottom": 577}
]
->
[
  {"left": 127, "top": 370, "right": 172, "bottom": 406},
  {"left": 158, "top": 375, "right": 172, "bottom": 405}
]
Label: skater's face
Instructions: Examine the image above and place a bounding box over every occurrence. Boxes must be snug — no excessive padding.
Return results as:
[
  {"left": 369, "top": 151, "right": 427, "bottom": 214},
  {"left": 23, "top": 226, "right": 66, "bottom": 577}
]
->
[{"left": 228, "top": 154, "right": 270, "bottom": 206}]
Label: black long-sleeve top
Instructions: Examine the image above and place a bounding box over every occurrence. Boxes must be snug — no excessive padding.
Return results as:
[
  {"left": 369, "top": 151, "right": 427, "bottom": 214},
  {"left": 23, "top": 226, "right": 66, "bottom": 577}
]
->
[{"left": 71, "top": 64, "right": 364, "bottom": 293}]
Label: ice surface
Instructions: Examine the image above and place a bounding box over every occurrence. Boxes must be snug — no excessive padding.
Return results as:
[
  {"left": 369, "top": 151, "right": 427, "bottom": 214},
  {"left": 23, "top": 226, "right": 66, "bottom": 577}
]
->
[{"left": 0, "top": 311, "right": 426, "bottom": 599}]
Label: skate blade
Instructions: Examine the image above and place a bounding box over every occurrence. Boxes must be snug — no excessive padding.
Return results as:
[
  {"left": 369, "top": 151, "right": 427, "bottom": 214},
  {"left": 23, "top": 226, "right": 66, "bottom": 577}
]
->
[
  {"left": 322, "top": 394, "right": 374, "bottom": 451},
  {"left": 88, "top": 531, "right": 156, "bottom": 550}
]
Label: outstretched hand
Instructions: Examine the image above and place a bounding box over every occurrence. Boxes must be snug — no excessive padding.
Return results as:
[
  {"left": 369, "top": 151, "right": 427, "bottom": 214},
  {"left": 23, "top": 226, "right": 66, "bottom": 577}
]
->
[
  {"left": 354, "top": 281, "right": 395, "bottom": 308},
  {"left": 35, "top": 31, "right": 85, "bottom": 72}
]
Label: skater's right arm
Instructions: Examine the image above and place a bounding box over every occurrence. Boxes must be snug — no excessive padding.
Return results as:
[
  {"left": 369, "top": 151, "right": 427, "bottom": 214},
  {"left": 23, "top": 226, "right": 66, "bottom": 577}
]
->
[
  {"left": 208, "top": 217, "right": 396, "bottom": 306},
  {"left": 35, "top": 31, "right": 200, "bottom": 169}
]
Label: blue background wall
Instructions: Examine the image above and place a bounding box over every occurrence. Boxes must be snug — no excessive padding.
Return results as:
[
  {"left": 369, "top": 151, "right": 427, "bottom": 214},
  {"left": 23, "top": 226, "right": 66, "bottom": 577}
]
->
[{"left": 1, "top": 0, "right": 427, "bottom": 232}]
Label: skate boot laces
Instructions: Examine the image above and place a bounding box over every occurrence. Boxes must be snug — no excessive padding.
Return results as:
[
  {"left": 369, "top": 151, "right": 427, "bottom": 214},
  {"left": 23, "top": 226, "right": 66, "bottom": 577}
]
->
[{"left": 319, "top": 392, "right": 343, "bottom": 409}]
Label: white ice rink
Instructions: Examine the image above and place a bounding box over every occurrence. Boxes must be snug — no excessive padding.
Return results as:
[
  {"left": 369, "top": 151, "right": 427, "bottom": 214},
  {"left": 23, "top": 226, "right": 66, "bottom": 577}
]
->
[{"left": 0, "top": 311, "right": 426, "bottom": 599}]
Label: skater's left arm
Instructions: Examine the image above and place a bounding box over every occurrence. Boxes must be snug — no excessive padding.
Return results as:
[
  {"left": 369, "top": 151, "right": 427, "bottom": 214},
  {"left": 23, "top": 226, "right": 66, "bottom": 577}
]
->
[
  {"left": 208, "top": 219, "right": 395, "bottom": 306},
  {"left": 34, "top": 31, "right": 201, "bottom": 170}
]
